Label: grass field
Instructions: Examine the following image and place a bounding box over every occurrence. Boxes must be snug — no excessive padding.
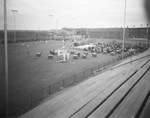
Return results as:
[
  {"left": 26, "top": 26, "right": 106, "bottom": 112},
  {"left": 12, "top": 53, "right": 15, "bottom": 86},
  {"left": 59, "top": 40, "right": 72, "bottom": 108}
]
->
[{"left": 0, "top": 38, "right": 147, "bottom": 107}]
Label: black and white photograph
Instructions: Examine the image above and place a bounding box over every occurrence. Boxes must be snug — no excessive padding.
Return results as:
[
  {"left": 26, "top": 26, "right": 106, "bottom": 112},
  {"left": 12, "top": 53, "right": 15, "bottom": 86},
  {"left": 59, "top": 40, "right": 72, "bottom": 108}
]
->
[{"left": 0, "top": 0, "right": 150, "bottom": 117}]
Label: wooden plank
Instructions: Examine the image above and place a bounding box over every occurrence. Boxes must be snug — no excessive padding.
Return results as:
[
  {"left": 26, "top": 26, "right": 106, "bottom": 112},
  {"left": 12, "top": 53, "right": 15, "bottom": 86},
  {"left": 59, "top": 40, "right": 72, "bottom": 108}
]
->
[
  {"left": 109, "top": 81, "right": 150, "bottom": 118},
  {"left": 139, "top": 94, "right": 150, "bottom": 118},
  {"left": 109, "top": 71, "right": 150, "bottom": 118},
  {"left": 139, "top": 70, "right": 150, "bottom": 118},
  {"left": 142, "top": 69, "right": 150, "bottom": 81}
]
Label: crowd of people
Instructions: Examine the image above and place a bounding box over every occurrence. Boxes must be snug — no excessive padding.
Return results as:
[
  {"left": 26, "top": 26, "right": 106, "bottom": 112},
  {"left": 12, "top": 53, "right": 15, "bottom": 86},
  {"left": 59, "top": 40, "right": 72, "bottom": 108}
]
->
[{"left": 73, "top": 40, "right": 148, "bottom": 58}]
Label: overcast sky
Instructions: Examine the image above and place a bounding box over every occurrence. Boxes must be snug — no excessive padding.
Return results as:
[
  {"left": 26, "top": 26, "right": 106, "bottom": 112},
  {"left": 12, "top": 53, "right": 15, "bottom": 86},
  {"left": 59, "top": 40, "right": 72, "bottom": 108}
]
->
[{"left": 0, "top": 0, "right": 148, "bottom": 30}]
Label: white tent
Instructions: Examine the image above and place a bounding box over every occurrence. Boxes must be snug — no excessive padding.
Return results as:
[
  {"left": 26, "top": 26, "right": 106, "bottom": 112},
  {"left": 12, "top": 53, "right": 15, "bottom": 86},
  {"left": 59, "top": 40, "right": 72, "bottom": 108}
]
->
[{"left": 74, "top": 44, "right": 96, "bottom": 50}]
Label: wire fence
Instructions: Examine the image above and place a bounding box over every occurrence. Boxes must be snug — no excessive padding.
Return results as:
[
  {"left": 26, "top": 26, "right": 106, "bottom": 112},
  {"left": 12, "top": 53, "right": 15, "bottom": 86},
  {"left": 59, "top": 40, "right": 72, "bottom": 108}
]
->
[{"left": 1, "top": 50, "right": 150, "bottom": 117}]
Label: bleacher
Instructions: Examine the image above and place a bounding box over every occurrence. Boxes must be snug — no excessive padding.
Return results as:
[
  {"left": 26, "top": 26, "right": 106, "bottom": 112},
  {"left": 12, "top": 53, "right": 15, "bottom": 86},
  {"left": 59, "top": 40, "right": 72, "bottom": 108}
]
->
[{"left": 19, "top": 50, "right": 150, "bottom": 118}]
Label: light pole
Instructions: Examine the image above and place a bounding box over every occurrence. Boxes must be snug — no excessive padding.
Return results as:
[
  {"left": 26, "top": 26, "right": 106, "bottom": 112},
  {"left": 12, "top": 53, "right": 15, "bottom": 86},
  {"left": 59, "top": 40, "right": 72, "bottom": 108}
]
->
[
  {"left": 49, "top": 15, "right": 53, "bottom": 39},
  {"left": 56, "top": 17, "right": 58, "bottom": 33},
  {"left": 72, "top": 18, "right": 75, "bottom": 36},
  {"left": 11, "top": 9, "right": 18, "bottom": 42},
  {"left": 4, "top": 0, "right": 9, "bottom": 117},
  {"left": 122, "top": 0, "right": 127, "bottom": 59}
]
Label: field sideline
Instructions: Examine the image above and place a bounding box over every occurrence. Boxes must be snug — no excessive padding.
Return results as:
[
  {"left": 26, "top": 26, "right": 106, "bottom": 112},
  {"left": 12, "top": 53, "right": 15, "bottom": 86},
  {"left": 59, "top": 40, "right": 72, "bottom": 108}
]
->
[{"left": 0, "top": 38, "right": 146, "bottom": 106}]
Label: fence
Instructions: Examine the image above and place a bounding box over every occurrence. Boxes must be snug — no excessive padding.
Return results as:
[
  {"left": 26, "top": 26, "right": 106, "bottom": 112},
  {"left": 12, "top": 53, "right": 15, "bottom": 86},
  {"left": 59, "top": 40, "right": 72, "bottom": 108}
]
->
[{"left": 1, "top": 49, "right": 150, "bottom": 117}]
